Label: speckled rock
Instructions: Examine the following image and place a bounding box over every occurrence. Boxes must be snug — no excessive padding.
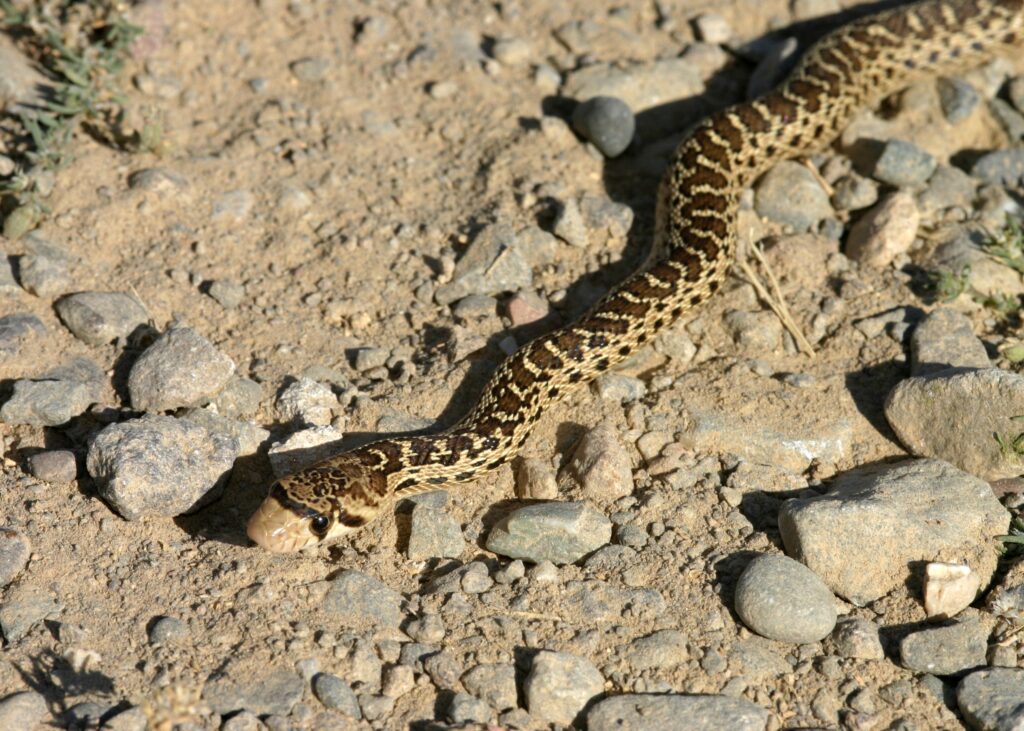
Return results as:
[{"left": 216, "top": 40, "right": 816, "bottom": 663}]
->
[
  {"left": 900, "top": 614, "right": 989, "bottom": 676},
  {"left": 128, "top": 325, "right": 236, "bottom": 412},
  {"left": 734, "top": 553, "right": 837, "bottom": 643},
  {"left": 322, "top": 570, "right": 404, "bottom": 629},
  {"left": 587, "top": 694, "right": 769, "bottom": 731},
  {"left": 957, "top": 668, "right": 1024, "bottom": 731},
  {"left": 485, "top": 501, "right": 611, "bottom": 564},
  {"left": 910, "top": 308, "right": 990, "bottom": 377},
  {"left": 523, "top": 650, "right": 604, "bottom": 726},
  {"left": 0, "top": 378, "right": 96, "bottom": 427},
  {"left": 407, "top": 504, "right": 465, "bottom": 559}
]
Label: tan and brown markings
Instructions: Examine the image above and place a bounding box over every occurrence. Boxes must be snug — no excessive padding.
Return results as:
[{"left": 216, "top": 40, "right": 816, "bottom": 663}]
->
[{"left": 247, "top": 0, "right": 1024, "bottom": 553}]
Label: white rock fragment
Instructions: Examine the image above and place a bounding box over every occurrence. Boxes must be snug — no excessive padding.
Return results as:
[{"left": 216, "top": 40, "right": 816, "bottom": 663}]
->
[{"left": 923, "top": 562, "right": 980, "bottom": 620}]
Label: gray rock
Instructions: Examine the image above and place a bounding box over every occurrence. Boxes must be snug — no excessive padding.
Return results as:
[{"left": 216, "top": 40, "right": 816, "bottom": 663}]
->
[
  {"left": 18, "top": 251, "right": 70, "bottom": 297},
  {"left": 780, "top": 459, "right": 1008, "bottom": 605},
  {"left": 26, "top": 449, "right": 77, "bottom": 483},
  {"left": 831, "top": 173, "right": 878, "bottom": 211},
  {"left": 148, "top": 616, "right": 188, "bottom": 644},
  {"left": 312, "top": 673, "right": 361, "bottom": 718},
  {"left": 579, "top": 194, "right": 634, "bottom": 241},
  {"left": 0, "top": 313, "right": 45, "bottom": 354},
  {"left": 619, "top": 629, "right": 689, "bottom": 671},
  {"left": 828, "top": 616, "right": 884, "bottom": 660},
  {"left": 405, "top": 614, "right": 446, "bottom": 644},
  {"left": 276, "top": 377, "right": 335, "bottom": 426},
  {"left": 957, "top": 668, "right": 1024, "bottom": 731},
  {"left": 900, "top": 615, "right": 989, "bottom": 676},
  {"left": 290, "top": 56, "right": 329, "bottom": 81},
  {"left": 0, "top": 585, "right": 62, "bottom": 642},
  {"left": 592, "top": 373, "right": 647, "bottom": 403},
  {"left": 553, "top": 196, "right": 589, "bottom": 248},
  {"left": 910, "top": 308, "right": 990, "bottom": 377},
  {"left": 571, "top": 96, "right": 635, "bottom": 157},
  {"left": 845, "top": 191, "right": 920, "bottom": 268},
  {"left": 358, "top": 694, "right": 395, "bottom": 722},
  {"left": 927, "top": 228, "right": 1023, "bottom": 298},
  {"left": 0, "top": 378, "right": 95, "bottom": 427},
  {"left": 971, "top": 149, "right": 1024, "bottom": 186},
  {"left": 180, "top": 408, "right": 268, "bottom": 456},
  {"left": 567, "top": 424, "right": 633, "bottom": 500},
  {"left": 128, "top": 325, "right": 236, "bottom": 412},
  {"left": 86, "top": 415, "right": 239, "bottom": 520},
  {"left": 991, "top": 98, "right": 1024, "bottom": 140},
  {"left": 211, "top": 376, "right": 262, "bottom": 419},
  {"left": 918, "top": 165, "right": 977, "bottom": 213},
  {"left": 102, "top": 706, "right": 148, "bottom": 731},
  {"left": 322, "top": 570, "right": 404, "bottom": 629},
  {"left": 587, "top": 694, "right": 769, "bottom": 731},
  {"left": 523, "top": 650, "right": 604, "bottom": 726},
  {"left": 724, "top": 310, "right": 782, "bottom": 353},
  {"left": 353, "top": 347, "right": 389, "bottom": 371},
  {"left": 55, "top": 291, "right": 148, "bottom": 345},
  {"left": 693, "top": 12, "right": 733, "bottom": 42},
  {"left": 885, "top": 368, "right": 1024, "bottom": 481},
  {"left": 0, "top": 691, "right": 48, "bottom": 730},
  {"left": 448, "top": 692, "right": 491, "bottom": 724},
  {"left": 870, "top": 139, "right": 937, "bottom": 186},
  {"left": 754, "top": 160, "right": 833, "bottom": 231},
  {"left": 203, "top": 666, "right": 304, "bottom": 716},
  {"left": 734, "top": 553, "right": 837, "bottom": 643},
  {"left": 462, "top": 663, "right": 517, "bottom": 711},
  {"left": 485, "top": 501, "right": 611, "bottom": 564},
  {"left": 434, "top": 223, "right": 533, "bottom": 305},
  {"left": 208, "top": 279, "right": 245, "bottom": 309},
  {"left": 407, "top": 504, "right": 464, "bottom": 559},
  {"left": 0, "top": 252, "right": 17, "bottom": 294},
  {"left": 0, "top": 528, "right": 30, "bottom": 588},
  {"left": 938, "top": 77, "right": 980, "bottom": 123}
]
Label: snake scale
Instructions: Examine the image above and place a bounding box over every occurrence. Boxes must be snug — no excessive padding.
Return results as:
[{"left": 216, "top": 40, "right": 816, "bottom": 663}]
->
[{"left": 248, "top": 0, "right": 1024, "bottom": 552}]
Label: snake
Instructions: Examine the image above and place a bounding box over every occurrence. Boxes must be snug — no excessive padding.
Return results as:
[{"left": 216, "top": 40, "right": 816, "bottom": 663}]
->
[{"left": 247, "top": 0, "right": 1024, "bottom": 552}]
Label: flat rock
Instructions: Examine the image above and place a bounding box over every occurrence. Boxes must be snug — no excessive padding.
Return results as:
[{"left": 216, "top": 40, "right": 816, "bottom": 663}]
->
[
  {"left": 55, "top": 291, "right": 148, "bottom": 346},
  {"left": 485, "top": 501, "right": 611, "bottom": 565},
  {"left": 734, "top": 553, "right": 837, "bottom": 643},
  {"left": 618, "top": 629, "right": 689, "bottom": 671},
  {"left": 0, "top": 378, "right": 96, "bottom": 427},
  {"left": 276, "top": 377, "right": 336, "bottom": 426},
  {"left": 86, "top": 415, "right": 239, "bottom": 520},
  {"left": 910, "top": 308, "right": 990, "bottom": 377},
  {"left": 957, "top": 668, "right": 1024, "bottom": 731},
  {"left": 322, "top": 570, "right": 404, "bottom": 629},
  {"left": 461, "top": 663, "right": 517, "bottom": 711},
  {"left": 523, "top": 650, "right": 604, "bottom": 726},
  {"left": 779, "top": 459, "right": 1008, "bottom": 605},
  {"left": 587, "top": 694, "right": 769, "bottom": 731},
  {"left": 900, "top": 614, "right": 989, "bottom": 676},
  {"left": 434, "top": 223, "right": 533, "bottom": 305},
  {"left": 0, "top": 585, "right": 62, "bottom": 642},
  {"left": 128, "top": 325, "right": 236, "bottom": 412},
  {"left": 203, "top": 665, "right": 304, "bottom": 717},
  {"left": 885, "top": 368, "right": 1024, "bottom": 481}
]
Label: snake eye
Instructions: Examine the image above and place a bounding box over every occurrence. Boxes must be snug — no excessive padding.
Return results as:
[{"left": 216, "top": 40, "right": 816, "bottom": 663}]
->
[{"left": 309, "top": 514, "right": 330, "bottom": 537}]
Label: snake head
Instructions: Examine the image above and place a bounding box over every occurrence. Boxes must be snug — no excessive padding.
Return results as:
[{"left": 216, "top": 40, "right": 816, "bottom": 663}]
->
[{"left": 246, "top": 456, "right": 383, "bottom": 552}]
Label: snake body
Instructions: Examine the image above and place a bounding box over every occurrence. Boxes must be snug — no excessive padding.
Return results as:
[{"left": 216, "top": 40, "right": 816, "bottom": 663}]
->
[{"left": 248, "top": 0, "right": 1024, "bottom": 552}]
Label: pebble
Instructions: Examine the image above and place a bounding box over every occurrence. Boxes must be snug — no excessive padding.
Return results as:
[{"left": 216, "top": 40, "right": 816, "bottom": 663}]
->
[
  {"left": 724, "top": 310, "right": 782, "bottom": 352},
  {"left": 780, "top": 459, "right": 1008, "bottom": 606},
  {"left": 592, "top": 372, "right": 647, "bottom": 403},
  {"left": 86, "top": 414, "right": 239, "bottom": 520},
  {"left": 266, "top": 425, "right": 344, "bottom": 477},
  {"left": 571, "top": 96, "right": 635, "bottom": 158},
  {"left": 923, "top": 562, "right": 980, "bottom": 620},
  {"left": 870, "top": 139, "right": 937, "bottom": 186},
  {"left": 128, "top": 325, "right": 236, "bottom": 412},
  {"left": 491, "top": 37, "right": 532, "bottom": 66},
  {"left": 353, "top": 346, "right": 389, "bottom": 371},
  {"left": 991, "top": 98, "right": 1024, "bottom": 140},
  {"left": 18, "top": 250, "right": 70, "bottom": 297},
  {"left": 523, "top": 650, "right": 604, "bottom": 726},
  {"left": 0, "top": 258, "right": 22, "bottom": 294},
  {"left": 828, "top": 617, "right": 884, "bottom": 660},
  {"left": 462, "top": 663, "right": 518, "bottom": 711},
  {"left": 927, "top": 228, "right": 1022, "bottom": 298},
  {"left": 54, "top": 291, "right": 149, "bottom": 346},
  {"left": 460, "top": 561, "right": 494, "bottom": 593},
  {"left": 148, "top": 615, "right": 188, "bottom": 644},
  {"left": 208, "top": 279, "right": 245, "bottom": 309},
  {"left": 485, "top": 501, "right": 611, "bottom": 564},
  {"left": 0, "top": 585, "right": 62, "bottom": 642},
  {"left": 358, "top": 695, "right": 395, "bottom": 722},
  {"left": 102, "top": 706, "right": 148, "bottom": 731},
  {"left": 127, "top": 167, "right": 189, "bottom": 193},
  {"left": 845, "top": 191, "right": 920, "bottom": 268},
  {"left": 289, "top": 56, "right": 329, "bottom": 82},
  {"left": 0, "top": 378, "right": 96, "bottom": 427},
  {"left": 900, "top": 614, "right": 989, "bottom": 675},
  {"left": 276, "top": 377, "right": 335, "bottom": 426},
  {"left": 692, "top": 12, "right": 733, "bottom": 43},
  {"left": 831, "top": 173, "right": 878, "bottom": 211},
  {"left": 203, "top": 666, "right": 305, "bottom": 717},
  {"left": 734, "top": 553, "right": 837, "bottom": 643},
  {"left": 514, "top": 457, "right": 558, "bottom": 499},
  {"left": 448, "top": 692, "right": 491, "bottom": 724},
  {"left": 434, "top": 223, "right": 532, "bottom": 305},
  {"left": 754, "top": 160, "right": 833, "bottom": 231},
  {"left": 322, "top": 570, "right": 404, "bottom": 629},
  {"left": 970, "top": 149, "right": 1024, "bottom": 186},
  {"left": 181, "top": 408, "right": 267, "bottom": 456},
  {"left": 211, "top": 189, "right": 254, "bottom": 224},
  {"left": 957, "top": 668, "right": 1024, "bottom": 731},
  {"left": 619, "top": 629, "right": 689, "bottom": 670},
  {"left": 0, "top": 313, "right": 45, "bottom": 354},
  {"left": 910, "top": 308, "right": 990, "bottom": 377},
  {"left": 381, "top": 665, "right": 415, "bottom": 698},
  {"left": 917, "top": 165, "right": 977, "bottom": 213},
  {"left": 937, "top": 76, "right": 980, "bottom": 123},
  {"left": 0, "top": 528, "right": 30, "bottom": 587},
  {"left": 587, "top": 694, "right": 769, "bottom": 731},
  {"left": 885, "top": 368, "right": 1024, "bottom": 480},
  {"left": 26, "top": 449, "right": 77, "bottom": 483},
  {"left": 567, "top": 423, "right": 633, "bottom": 500},
  {"left": 211, "top": 376, "right": 262, "bottom": 419},
  {"left": 407, "top": 504, "right": 464, "bottom": 559},
  {"left": 312, "top": 673, "right": 361, "bottom": 718},
  {"left": 579, "top": 194, "right": 634, "bottom": 240},
  {"left": 453, "top": 293, "right": 497, "bottom": 320},
  {"left": 0, "top": 691, "right": 48, "bottom": 729},
  {"left": 553, "top": 196, "right": 589, "bottom": 248}
]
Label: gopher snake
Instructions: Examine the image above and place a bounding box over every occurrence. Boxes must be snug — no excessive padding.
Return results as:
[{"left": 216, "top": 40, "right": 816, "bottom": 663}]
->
[{"left": 248, "top": 0, "right": 1024, "bottom": 552}]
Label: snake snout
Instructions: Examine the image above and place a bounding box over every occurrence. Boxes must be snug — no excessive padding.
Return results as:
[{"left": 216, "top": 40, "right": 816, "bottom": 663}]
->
[{"left": 246, "top": 497, "right": 315, "bottom": 553}]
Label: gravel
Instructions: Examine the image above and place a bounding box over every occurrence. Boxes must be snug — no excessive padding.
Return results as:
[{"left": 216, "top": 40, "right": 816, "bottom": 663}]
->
[
  {"left": 485, "top": 501, "right": 612, "bottom": 564},
  {"left": 208, "top": 279, "right": 245, "bottom": 308},
  {"left": 587, "top": 694, "right": 769, "bottom": 731},
  {"left": 128, "top": 325, "right": 236, "bottom": 412},
  {"left": 754, "top": 160, "right": 833, "bottom": 231},
  {"left": 86, "top": 414, "right": 240, "bottom": 519},
  {"left": 571, "top": 96, "right": 635, "bottom": 157},
  {"left": 54, "top": 291, "right": 149, "bottom": 345},
  {"left": 899, "top": 614, "right": 989, "bottom": 676},
  {"left": 734, "top": 553, "right": 837, "bottom": 643},
  {"left": 523, "top": 650, "right": 604, "bottom": 726},
  {"left": 322, "top": 570, "right": 404, "bottom": 629},
  {"left": 957, "top": 668, "right": 1024, "bottom": 731}
]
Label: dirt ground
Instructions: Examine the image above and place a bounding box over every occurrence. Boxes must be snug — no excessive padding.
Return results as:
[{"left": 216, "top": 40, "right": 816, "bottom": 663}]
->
[{"left": 1, "top": 0, "right": 1022, "bottom": 729}]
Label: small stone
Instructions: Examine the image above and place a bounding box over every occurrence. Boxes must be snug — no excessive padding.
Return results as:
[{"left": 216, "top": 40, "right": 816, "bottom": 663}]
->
[
  {"left": 208, "top": 280, "right": 245, "bottom": 309},
  {"left": 514, "top": 457, "right": 558, "bottom": 500},
  {"left": 587, "top": 694, "right": 769, "bottom": 731},
  {"left": 203, "top": 666, "right": 305, "bottom": 717},
  {"left": 571, "top": 96, "right": 635, "bottom": 158},
  {"left": 592, "top": 373, "right": 647, "bottom": 403},
  {"left": 0, "top": 585, "right": 62, "bottom": 642},
  {"left": 312, "top": 674, "right": 361, "bottom": 718},
  {"left": 828, "top": 617, "right": 884, "bottom": 660},
  {"left": 937, "top": 77, "right": 980, "bottom": 123},
  {"left": 870, "top": 139, "right": 937, "bottom": 186},
  {"left": 211, "top": 376, "right": 262, "bottom": 419},
  {"left": 276, "top": 378, "right": 335, "bottom": 426},
  {"left": 0, "top": 529, "right": 31, "bottom": 588},
  {"left": 434, "top": 223, "right": 532, "bottom": 305},
  {"left": 289, "top": 56, "right": 329, "bottom": 81},
  {"left": 429, "top": 80, "right": 458, "bottom": 99},
  {"left": 754, "top": 160, "right": 833, "bottom": 231},
  {"left": 991, "top": 98, "right": 1024, "bottom": 140},
  {"left": 530, "top": 560, "right": 559, "bottom": 583},
  {"left": 452, "top": 294, "right": 497, "bottom": 320},
  {"left": 924, "top": 562, "right": 980, "bottom": 620},
  {"left": 102, "top": 706, "right": 148, "bottom": 731},
  {"left": 900, "top": 615, "right": 989, "bottom": 676},
  {"left": 0, "top": 691, "right": 48, "bottom": 729},
  {"left": 358, "top": 694, "right": 394, "bottom": 722},
  {"left": 405, "top": 613, "right": 445, "bottom": 643},
  {"left": 970, "top": 149, "right": 1024, "bottom": 186},
  {"left": 910, "top": 309, "right": 989, "bottom": 378},
  {"left": 448, "top": 692, "right": 491, "bottom": 724},
  {"left": 128, "top": 167, "right": 188, "bottom": 193},
  {"left": 407, "top": 504, "right": 464, "bottom": 559},
  {"left": 567, "top": 424, "right": 633, "bottom": 501},
  {"left": 491, "top": 37, "right": 531, "bottom": 66},
  {"left": 957, "top": 668, "right": 1024, "bottom": 731},
  {"left": 266, "top": 425, "right": 344, "bottom": 477},
  {"left": 692, "top": 12, "right": 733, "bottom": 43},
  {"left": 485, "top": 501, "right": 611, "bottom": 564},
  {"left": 0, "top": 379, "right": 95, "bottom": 427},
  {"left": 619, "top": 629, "right": 689, "bottom": 670},
  {"left": 831, "top": 173, "right": 878, "bottom": 211},
  {"left": 128, "top": 326, "right": 236, "bottom": 412},
  {"left": 18, "top": 251, "right": 70, "bottom": 297},
  {"left": 148, "top": 616, "right": 187, "bottom": 644},
  {"left": 506, "top": 291, "right": 549, "bottom": 327},
  {"left": 553, "top": 197, "right": 589, "bottom": 248},
  {"left": 524, "top": 650, "right": 604, "bottom": 726},
  {"left": 322, "top": 570, "right": 404, "bottom": 629},
  {"left": 54, "top": 291, "right": 148, "bottom": 346},
  {"left": 734, "top": 553, "right": 837, "bottom": 643},
  {"left": 462, "top": 664, "right": 518, "bottom": 711},
  {"left": 211, "top": 190, "right": 254, "bottom": 224},
  {"left": 353, "top": 347, "right": 389, "bottom": 371},
  {"left": 724, "top": 310, "right": 782, "bottom": 352},
  {"left": 918, "top": 165, "right": 977, "bottom": 213},
  {"left": 26, "top": 450, "right": 77, "bottom": 483},
  {"left": 0, "top": 313, "right": 45, "bottom": 354},
  {"left": 845, "top": 191, "right": 920, "bottom": 268},
  {"left": 381, "top": 665, "right": 415, "bottom": 698}
]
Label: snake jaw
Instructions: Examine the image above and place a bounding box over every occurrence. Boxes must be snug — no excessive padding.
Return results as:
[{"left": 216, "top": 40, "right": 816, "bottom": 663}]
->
[{"left": 246, "top": 492, "right": 322, "bottom": 552}]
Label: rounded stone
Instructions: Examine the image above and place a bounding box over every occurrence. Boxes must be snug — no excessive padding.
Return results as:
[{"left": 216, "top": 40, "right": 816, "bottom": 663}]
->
[
  {"left": 571, "top": 96, "right": 635, "bottom": 158},
  {"left": 734, "top": 553, "right": 837, "bottom": 643}
]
